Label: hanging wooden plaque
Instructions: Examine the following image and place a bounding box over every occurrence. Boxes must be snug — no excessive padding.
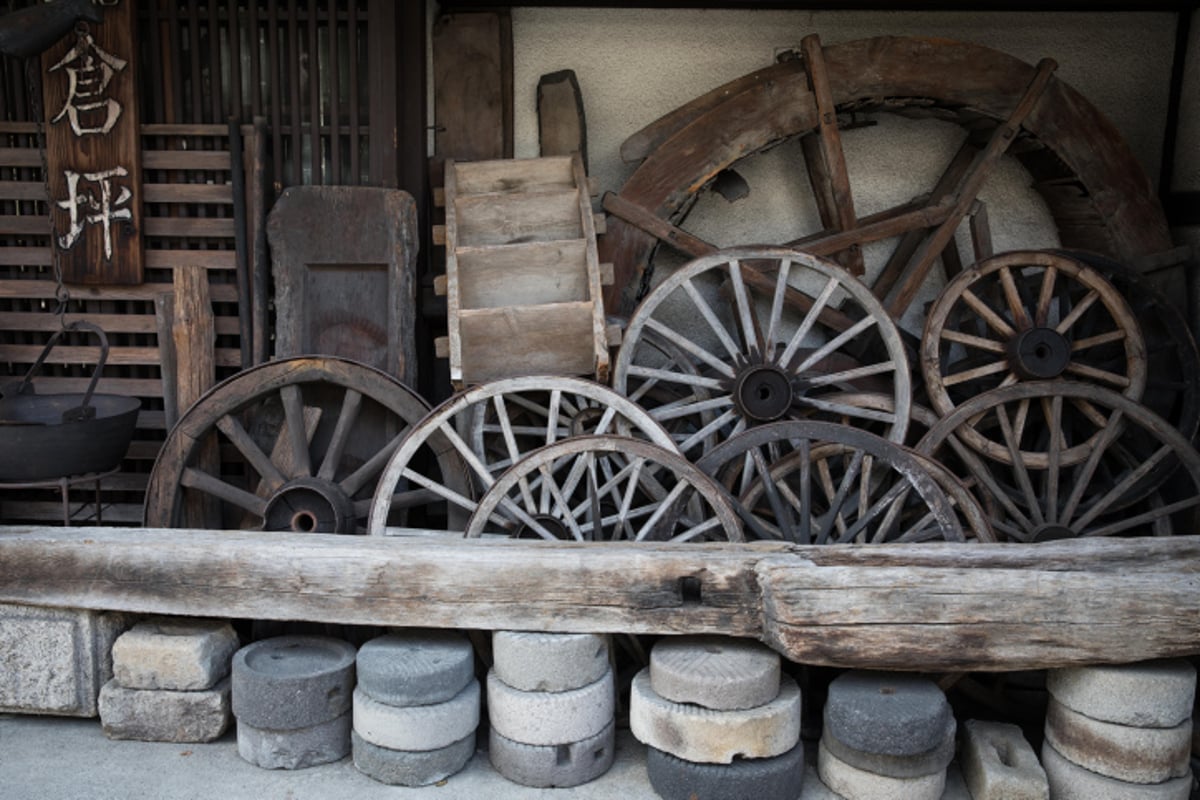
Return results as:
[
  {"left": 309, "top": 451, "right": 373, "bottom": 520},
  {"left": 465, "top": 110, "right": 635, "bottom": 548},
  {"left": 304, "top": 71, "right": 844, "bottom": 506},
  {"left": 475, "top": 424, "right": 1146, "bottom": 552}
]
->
[{"left": 40, "top": 0, "right": 143, "bottom": 285}]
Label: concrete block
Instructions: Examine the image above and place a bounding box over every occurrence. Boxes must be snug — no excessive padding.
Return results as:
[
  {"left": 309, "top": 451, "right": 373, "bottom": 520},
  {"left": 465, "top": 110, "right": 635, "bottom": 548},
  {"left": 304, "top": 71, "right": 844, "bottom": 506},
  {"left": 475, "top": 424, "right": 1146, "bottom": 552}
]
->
[
  {"left": 959, "top": 719, "right": 1047, "bottom": 800},
  {"left": 231, "top": 635, "right": 356, "bottom": 730},
  {"left": 1041, "top": 741, "right": 1192, "bottom": 800},
  {"left": 352, "top": 730, "right": 475, "bottom": 787},
  {"left": 1046, "top": 660, "right": 1196, "bottom": 728},
  {"left": 817, "top": 738, "right": 945, "bottom": 800},
  {"left": 824, "top": 670, "right": 954, "bottom": 758},
  {"left": 489, "top": 720, "right": 615, "bottom": 788},
  {"left": 1043, "top": 697, "right": 1192, "bottom": 784},
  {"left": 822, "top": 721, "right": 954, "bottom": 779},
  {"left": 237, "top": 710, "right": 351, "bottom": 770},
  {"left": 98, "top": 677, "right": 231, "bottom": 743},
  {"left": 492, "top": 631, "right": 609, "bottom": 693},
  {"left": 111, "top": 618, "right": 238, "bottom": 691},
  {"left": 352, "top": 680, "right": 480, "bottom": 751},
  {"left": 646, "top": 741, "right": 804, "bottom": 800},
  {"left": 650, "top": 634, "right": 781, "bottom": 711},
  {"left": 0, "top": 603, "right": 129, "bottom": 717},
  {"left": 629, "top": 667, "right": 800, "bottom": 764},
  {"left": 356, "top": 629, "right": 474, "bottom": 707},
  {"left": 487, "top": 666, "right": 613, "bottom": 746}
]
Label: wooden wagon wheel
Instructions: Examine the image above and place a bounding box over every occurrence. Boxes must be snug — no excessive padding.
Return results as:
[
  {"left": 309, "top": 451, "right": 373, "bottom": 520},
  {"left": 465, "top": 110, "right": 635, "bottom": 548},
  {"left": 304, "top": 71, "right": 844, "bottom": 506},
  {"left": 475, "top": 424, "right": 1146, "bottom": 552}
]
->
[
  {"left": 693, "top": 420, "right": 963, "bottom": 545},
  {"left": 601, "top": 35, "right": 1173, "bottom": 322},
  {"left": 144, "top": 356, "right": 434, "bottom": 533},
  {"left": 914, "top": 382, "right": 1200, "bottom": 542},
  {"left": 465, "top": 435, "right": 742, "bottom": 543},
  {"left": 613, "top": 246, "right": 912, "bottom": 460},
  {"left": 922, "top": 250, "right": 1146, "bottom": 467},
  {"left": 367, "top": 376, "right": 677, "bottom": 535}
]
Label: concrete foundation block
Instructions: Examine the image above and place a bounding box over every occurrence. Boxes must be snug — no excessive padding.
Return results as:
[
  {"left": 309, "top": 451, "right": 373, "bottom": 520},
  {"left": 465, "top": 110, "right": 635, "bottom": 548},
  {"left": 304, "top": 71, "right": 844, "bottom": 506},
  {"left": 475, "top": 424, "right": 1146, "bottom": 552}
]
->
[
  {"left": 959, "top": 719, "right": 1047, "bottom": 800},
  {"left": 629, "top": 667, "right": 801, "bottom": 764},
  {"left": 817, "top": 738, "right": 945, "bottom": 800},
  {"left": 111, "top": 618, "right": 238, "bottom": 692},
  {"left": 487, "top": 667, "right": 614, "bottom": 746},
  {"left": 646, "top": 740, "right": 804, "bottom": 800},
  {"left": 353, "top": 680, "right": 480, "bottom": 751},
  {"left": 1043, "top": 698, "right": 1192, "bottom": 784},
  {"left": 0, "top": 603, "right": 129, "bottom": 717},
  {"left": 98, "top": 677, "right": 231, "bottom": 743},
  {"left": 650, "top": 634, "right": 781, "bottom": 711},
  {"left": 1046, "top": 660, "right": 1196, "bottom": 728},
  {"left": 822, "top": 721, "right": 954, "bottom": 779},
  {"left": 237, "top": 711, "right": 351, "bottom": 770},
  {"left": 824, "top": 670, "right": 954, "bottom": 758},
  {"left": 488, "top": 720, "right": 615, "bottom": 788},
  {"left": 1041, "top": 740, "right": 1193, "bottom": 800},
  {"left": 492, "top": 631, "right": 609, "bottom": 693},
  {"left": 352, "top": 730, "right": 475, "bottom": 787},
  {"left": 231, "top": 635, "right": 356, "bottom": 730},
  {"left": 356, "top": 630, "right": 474, "bottom": 707}
]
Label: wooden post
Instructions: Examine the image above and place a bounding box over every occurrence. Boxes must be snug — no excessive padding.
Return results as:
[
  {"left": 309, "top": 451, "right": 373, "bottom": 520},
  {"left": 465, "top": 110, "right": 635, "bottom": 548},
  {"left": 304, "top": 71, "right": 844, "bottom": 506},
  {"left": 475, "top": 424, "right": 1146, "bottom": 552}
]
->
[{"left": 171, "top": 265, "right": 218, "bottom": 527}]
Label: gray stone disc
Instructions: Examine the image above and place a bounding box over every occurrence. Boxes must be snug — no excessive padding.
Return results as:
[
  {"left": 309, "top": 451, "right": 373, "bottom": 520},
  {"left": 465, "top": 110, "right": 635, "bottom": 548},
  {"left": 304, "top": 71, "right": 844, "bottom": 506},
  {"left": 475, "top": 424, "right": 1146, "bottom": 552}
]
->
[
  {"left": 356, "top": 630, "right": 475, "bottom": 707},
  {"left": 650, "top": 635, "right": 781, "bottom": 711},
  {"left": 237, "top": 711, "right": 351, "bottom": 770},
  {"left": 646, "top": 741, "right": 805, "bottom": 800},
  {"left": 353, "top": 680, "right": 480, "bottom": 751},
  {"left": 231, "top": 636, "right": 356, "bottom": 730},
  {"left": 1046, "top": 660, "right": 1197, "bottom": 728},
  {"left": 352, "top": 730, "right": 476, "bottom": 787},
  {"left": 492, "top": 631, "right": 609, "bottom": 693},
  {"left": 1042, "top": 741, "right": 1193, "bottom": 800},
  {"left": 823, "top": 670, "right": 953, "bottom": 757},
  {"left": 488, "top": 720, "right": 616, "bottom": 788},
  {"left": 1043, "top": 697, "right": 1192, "bottom": 785},
  {"left": 817, "top": 738, "right": 946, "bottom": 800},
  {"left": 821, "top": 721, "right": 954, "bottom": 779},
  {"left": 486, "top": 667, "right": 614, "bottom": 746}
]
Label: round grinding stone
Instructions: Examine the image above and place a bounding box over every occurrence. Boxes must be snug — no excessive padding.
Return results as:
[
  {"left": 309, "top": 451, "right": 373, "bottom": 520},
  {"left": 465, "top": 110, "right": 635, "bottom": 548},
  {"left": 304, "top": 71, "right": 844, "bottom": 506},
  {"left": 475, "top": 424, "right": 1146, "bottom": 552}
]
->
[
  {"left": 650, "top": 635, "right": 781, "bottom": 711},
  {"left": 355, "top": 630, "right": 475, "bottom": 707},
  {"left": 817, "top": 737, "right": 946, "bottom": 800},
  {"left": 1042, "top": 740, "right": 1193, "bottom": 800},
  {"left": 486, "top": 667, "right": 614, "bottom": 746},
  {"left": 236, "top": 710, "right": 351, "bottom": 770},
  {"left": 1046, "top": 660, "right": 1197, "bottom": 728},
  {"left": 492, "top": 631, "right": 609, "bottom": 693},
  {"left": 1043, "top": 697, "right": 1192, "bottom": 785},
  {"left": 231, "top": 636, "right": 356, "bottom": 730},
  {"left": 488, "top": 720, "right": 616, "bottom": 788},
  {"left": 351, "top": 730, "right": 475, "bottom": 787},
  {"left": 822, "top": 721, "right": 955, "bottom": 779},
  {"left": 353, "top": 680, "right": 480, "bottom": 751},
  {"left": 646, "top": 741, "right": 805, "bottom": 800},
  {"left": 823, "top": 670, "right": 953, "bottom": 758}
]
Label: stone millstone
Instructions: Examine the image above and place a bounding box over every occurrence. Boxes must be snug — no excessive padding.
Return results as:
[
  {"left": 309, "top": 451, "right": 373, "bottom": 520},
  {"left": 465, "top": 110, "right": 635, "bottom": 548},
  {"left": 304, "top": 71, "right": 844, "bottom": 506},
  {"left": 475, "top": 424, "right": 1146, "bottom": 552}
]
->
[
  {"left": 816, "top": 738, "right": 946, "bottom": 800},
  {"left": 959, "top": 719, "right": 1048, "bottom": 800},
  {"left": 1043, "top": 697, "right": 1192, "bottom": 785},
  {"left": 488, "top": 720, "right": 615, "bottom": 788},
  {"left": 237, "top": 710, "right": 351, "bottom": 770},
  {"left": 823, "top": 670, "right": 953, "bottom": 757},
  {"left": 649, "top": 635, "right": 781, "bottom": 711},
  {"left": 1041, "top": 741, "right": 1193, "bottom": 800},
  {"left": 353, "top": 680, "right": 480, "bottom": 751},
  {"left": 492, "top": 631, "right": 609, "bottom": 693},
  {"left": 821, "top": 721, "right": 954, "bottom": 779},
  {"left": 99, "top": 678, "right": 231, "bottom": 743},
  {"left": 111, "top": 618, "right": 239, "bottom": 692},
  {"left": 355, "top": 630, "right": 474, "bottom": 707},
  {"left": 629, "top": 668, "right": 801, "bottom": 764},
  {"left": 352, "top": 730, "right": 476, "bottom": 787},
  {"left": 1046, "top": 660, "right": 1196, "bottom": 728},
  {"left": 486, "top": 667, "right": 614, "bottom": 746},
  {"left": 231, "top": 635, "right": 356, "bottom": 730},
  {"left": 646, "top": 741, "right": 804, "bottom": 800}
]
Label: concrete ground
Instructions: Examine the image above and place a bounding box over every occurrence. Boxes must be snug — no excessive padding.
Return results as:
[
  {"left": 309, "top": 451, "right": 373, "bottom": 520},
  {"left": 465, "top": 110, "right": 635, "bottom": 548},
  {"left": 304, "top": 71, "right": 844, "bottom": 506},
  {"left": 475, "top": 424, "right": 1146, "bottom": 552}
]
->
[{"left": 0, "top": 714, "right": 661, "bottom": 800}]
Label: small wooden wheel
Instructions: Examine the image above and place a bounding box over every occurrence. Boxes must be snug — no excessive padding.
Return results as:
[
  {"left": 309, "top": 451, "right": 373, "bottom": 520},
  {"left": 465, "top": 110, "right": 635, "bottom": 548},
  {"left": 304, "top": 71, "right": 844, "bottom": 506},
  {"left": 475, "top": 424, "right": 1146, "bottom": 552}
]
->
[
  {"left": 368, "top": 376, "right": 678, "bottom": 535},
  {"left": 465, "top": 435, "right": 743, "bottom": 543},
  {"left": 915, "top": 381, "right": 1200, "bottom": 541},
  {"left": 922, "top": 251, "right": 1145, "bottom": 467},
  {"left": 613, "top": 246, "right": 912, "bottom": 460},
  {"left": 145, "top": 356, "right": 433, "bottom": 533},
  {"left": 694, "top": 421, "right": 963, "bottom": 544}
]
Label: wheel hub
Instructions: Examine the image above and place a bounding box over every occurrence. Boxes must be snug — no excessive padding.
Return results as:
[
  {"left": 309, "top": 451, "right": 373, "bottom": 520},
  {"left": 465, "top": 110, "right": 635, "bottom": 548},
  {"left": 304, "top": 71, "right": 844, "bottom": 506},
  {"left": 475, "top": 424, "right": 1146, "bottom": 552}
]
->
[
  {"left": 1008, "top": 327, "right": 1071, "bottom": 380},
  {"left": 733, "top": 364, "right": 795, "bottom": 422},
  {"left": 515, "top": 514, "right": 570, "bottom": 540},
  {"left": 1031, "top": 523, "right": 1076, "bottom": 543},
  {"left": 263, "top": 477, "right": 358, "bottom": 534}
]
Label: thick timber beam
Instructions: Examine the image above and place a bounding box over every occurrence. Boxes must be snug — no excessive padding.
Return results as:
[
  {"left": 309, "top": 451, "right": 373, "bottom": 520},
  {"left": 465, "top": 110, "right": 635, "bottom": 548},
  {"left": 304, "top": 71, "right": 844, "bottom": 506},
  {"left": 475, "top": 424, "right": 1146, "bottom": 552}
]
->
[{"left": 0, "top": 526, "right": 1198, "bottom": 672}]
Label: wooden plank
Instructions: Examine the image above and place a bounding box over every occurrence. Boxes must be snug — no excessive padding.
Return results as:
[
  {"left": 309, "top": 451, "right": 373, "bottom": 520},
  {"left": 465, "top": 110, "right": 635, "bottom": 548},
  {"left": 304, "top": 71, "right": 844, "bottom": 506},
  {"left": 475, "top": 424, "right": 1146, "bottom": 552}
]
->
[
  {"left": 1, "top": 529, "right": 1199, "bottom": 671},
  {"left": 457, "top": 240, "right": 589, "bottom": 309},
  {"left": 431, "top": 11, "right": 512, "bottom": 166},
  {"left": 0, "top": 344, "right": 240, "bottom": 369},
  {"left": 0, "top": 249, "right": 237, "bottom": 269},
  {"left": 454, "top": 189, "right": 582, "bottom": 247},
  {"left": 453, "top": 155, "right": 574, "bottom": 196},
  {"left": 459, "top": 301, "right": 597, "bottom": 383},
  {"left": 537, "top": 70, "right": 587, "bottom": 168},
  {"left": 171, "top": 264, "right": 219, "bottom": 528},
  {"left": 0, "top": 312, "right": 240, "bottom": 336},
  {"left": 142, "top": 150, "right": 232, "bottom": 172},
  {"left": 0, "top": 216, "right": 238, "bottom": 239},
  {"left": 0, "top": 280, "right": 237, "bottom": 302}
]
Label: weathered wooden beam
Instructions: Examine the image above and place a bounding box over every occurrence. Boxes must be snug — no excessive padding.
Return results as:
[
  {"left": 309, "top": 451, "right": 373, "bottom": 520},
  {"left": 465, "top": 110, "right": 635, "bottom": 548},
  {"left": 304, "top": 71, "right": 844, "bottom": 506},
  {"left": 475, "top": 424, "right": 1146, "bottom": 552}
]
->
[{"left": 1, "top": 527, "right": 1198, "bottom": 672}]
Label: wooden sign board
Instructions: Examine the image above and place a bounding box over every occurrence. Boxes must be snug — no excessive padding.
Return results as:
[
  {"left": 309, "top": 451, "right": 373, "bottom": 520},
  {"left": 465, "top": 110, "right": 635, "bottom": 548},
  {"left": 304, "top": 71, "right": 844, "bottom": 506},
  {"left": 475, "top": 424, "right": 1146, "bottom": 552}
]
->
[{"left": 41, "top": 0, "right": 143, "bottom": 285}]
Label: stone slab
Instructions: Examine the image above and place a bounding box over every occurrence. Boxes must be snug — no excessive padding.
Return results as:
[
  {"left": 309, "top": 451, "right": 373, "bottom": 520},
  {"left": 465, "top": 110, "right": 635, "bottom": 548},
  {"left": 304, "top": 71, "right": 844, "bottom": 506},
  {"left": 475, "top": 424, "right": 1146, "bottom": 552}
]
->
[
  {"left": 1043, "top": 697, "right": 1192, "bottom": 784},
  {"left": 489, "top": 719, "right": 615, "bottom": 788},
  {"left": 1041, "top": 741, "right": 1192, "bottom": 800},
  {"left": 959, "top": 719, "right": 1048, "bottom": 800},
  {"left": 353, "top": 680, "right": 480, "bottom": 751},
  {"left": 646, "top": 741, "right": 804, "bottom": 800},
  {"left": 98, "top": 677, "right": 231, "bottom": 743},
  {"left": 629, "top": 668, "right": 800, "bottom": 764},
  {"left": 352, "top": 730, "right": 476, "bottom": 787},
  {"left": 492, "top": 631, "right": 609, "bottom": 693},
  {"left": 0, "top": 603, "right": 129, "bottom": 717},
  {"left": 817, "top": 738, "right": 945, "bottom": 800},
  {"left": 231, "top": 635, "right": 356, "bottom": 730},
  {"left": 111, "top": 618, "right": 238, "bottom": 692},
  {"left": 1046, "top": 660, "right": 1196, "bottom": 728},
  {"left": 822, "top": 721, "right": 954, "bottom": 779},
  {"left": 237, "top": 711, "right": 351, "bottom": 770},
  {"left": 650, "top": 635, "right": 781, "bottom": 711},
  {"left": 823, "top": 670, "right": 953, "bottom": 758},
  {"left": 487, "top": 667, "right": 614, "bottom": 746},
  {"left": 356, "top": 630, "right": 474, "bottom": 707}
]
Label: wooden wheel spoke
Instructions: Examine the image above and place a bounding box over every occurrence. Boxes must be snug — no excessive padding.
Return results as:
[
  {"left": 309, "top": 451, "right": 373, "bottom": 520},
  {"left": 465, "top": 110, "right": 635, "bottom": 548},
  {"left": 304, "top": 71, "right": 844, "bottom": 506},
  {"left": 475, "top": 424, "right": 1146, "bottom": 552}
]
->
[
  {"left": 794, "top": 316, "right": 876, "bottom": 374},
  {"left": 644, "top": 317, "right": 737, "bottom": 378},
  {"left": 1054, "top": 289, "right": 1100, "bottom": 335},
  {"left": 1035, "top": 265, "right": 1058, "bottom": 327},
  {"left": 1072, "top": 444, "right": 1173, "bottom": 531},
  {"left": 1086, "top": 496, "right": 1200, "bottom": 537},
  {"left": 779, "top": 276, "right": 839, "bottom": 366},
  {"left": 649, "top": 394, "right": 735, "bottom": 422},
  {"left": 317, "top": 388, "right": 363, "bottom": 482},
  {"left": 1071, "top": 329, "right": 1127, "bottom": 351},
  {"left": 626, "top": 365, "right": 725, "bottom": 391},
  {"left": 491, "top": 396, "right": 538, "bottom": 512},
  {"left": 998, "top": 266, "right": 1032, "bottom": 330},
  {"left": 764, "top": 257, "right": 793, "bottom": 350},
  {"left": 751, "top": 447, "right": 795, "bottom": 541},
  {"left": 682, "top": 279, "right": 743, "bottom": 361},
  {"left": 396, "top": 467, "right": 478, "bottom": 514},
  {"left": 959, "top": 288, "right": 1016, "bottom": 338},
  {"left": 945, "top": 434, "right": 1037, "bottom": 533},
  {"left": 180, "top": 466, "right": 268, "bottom": 517},
  {"left": 1044, "top": 396, "right": 1063, "bottom": 524},
  {"left": 216, "top": 413, "right": 287, "bottom": 491},
  {"left": 340, "top": 431, "right": 406, "bottom": 497},
  {"left": 1060, "top": 409, "right": 1124, "bottom": 524},
  {"left": 818, "top": 450, "right": 865, "bottom": 544},
  {"left": 942, "top": 359, "right": 1011, "bottom": 387},
  {"left": 1063, "top": 362, "right": 1131, "bottom": 388},
  {"left": 634, "top": 480, "right": 689, "bottom": 541},
  {"left": 279, "top": 384, "right": 313, "bottom": 478},
  {"left": 794, "top": 397, "right": 897, "bottom": 426},
  {"left": 939, "top": 328, "right": 1007, "bottom": 353},
  {"left": 995, "top": 405, "right": 1045, "bottom": 526},
  {"left": 727, "top": 258, "right": 765, "bottom": 353},
  {"left": 676, "top": 408, "right": 743, "bottom": 455},
  {"left": 804, "top": 361, "right": 896, "bottom": 388},
  {"left": 1070, "top": 397, "right": 1110, "bottom": 428}
]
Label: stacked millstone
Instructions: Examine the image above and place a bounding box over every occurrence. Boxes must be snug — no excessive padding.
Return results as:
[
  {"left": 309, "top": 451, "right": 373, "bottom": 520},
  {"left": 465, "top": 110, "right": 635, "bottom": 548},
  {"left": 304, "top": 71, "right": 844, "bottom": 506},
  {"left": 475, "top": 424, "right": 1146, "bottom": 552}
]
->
[
  {"left": 99, "top": 618, "right": 238, "bottom": 743},
  {"left": 1042, "top": 660, "right": 1196, "bottom": 799},
  {"left": 351, "top": 631, "right": 480, "bottom": 786},
  {"left": 487, "top": 631, "right": 616, "bottom": 788},
  {"left": 631, "top": 635, "right": 804, "bottom": 800},
  {"left": 816, "top": 671, "right": 956, "bottom": 799},
  {"left": 232, "top": 635, "right": 356, "bottom": 770}
]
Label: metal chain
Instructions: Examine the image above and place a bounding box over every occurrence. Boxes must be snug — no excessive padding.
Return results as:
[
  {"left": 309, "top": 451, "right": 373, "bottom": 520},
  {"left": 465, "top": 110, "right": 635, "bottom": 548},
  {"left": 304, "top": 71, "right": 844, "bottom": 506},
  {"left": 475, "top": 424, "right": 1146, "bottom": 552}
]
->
[{"left": 25, "top": 50, "right": 69, "bottom": 329}]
